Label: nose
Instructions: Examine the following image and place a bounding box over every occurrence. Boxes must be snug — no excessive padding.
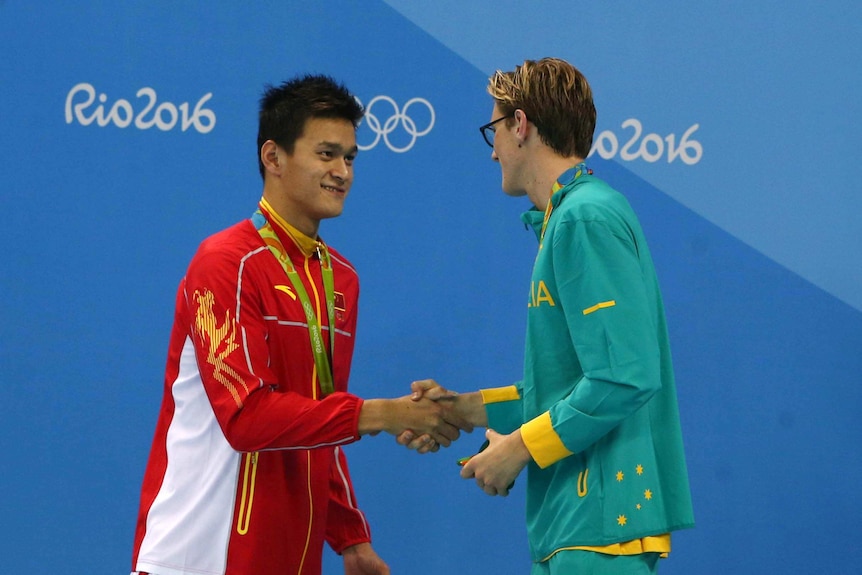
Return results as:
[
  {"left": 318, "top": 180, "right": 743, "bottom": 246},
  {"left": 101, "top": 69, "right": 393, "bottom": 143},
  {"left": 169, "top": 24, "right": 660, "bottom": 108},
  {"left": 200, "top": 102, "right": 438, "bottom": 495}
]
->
[
  {"left": 491, "top": 148, "right": 499, "bottom": 162},
  {"left": 330, "top": 159, "right": 350, "bottom": 182}
]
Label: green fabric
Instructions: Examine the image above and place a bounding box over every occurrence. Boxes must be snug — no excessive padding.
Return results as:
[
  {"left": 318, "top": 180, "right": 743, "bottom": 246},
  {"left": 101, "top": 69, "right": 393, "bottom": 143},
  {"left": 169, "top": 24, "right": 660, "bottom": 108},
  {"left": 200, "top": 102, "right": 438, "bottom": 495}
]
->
[
  {"left": 484, "top": 382, "right": 524, "bottom": 435},
  {"left": 486, "top": 171, "right": 695, "bottom": 562},
  {"left": 530, "top": 550, "right": 660, "bottom": 575}
]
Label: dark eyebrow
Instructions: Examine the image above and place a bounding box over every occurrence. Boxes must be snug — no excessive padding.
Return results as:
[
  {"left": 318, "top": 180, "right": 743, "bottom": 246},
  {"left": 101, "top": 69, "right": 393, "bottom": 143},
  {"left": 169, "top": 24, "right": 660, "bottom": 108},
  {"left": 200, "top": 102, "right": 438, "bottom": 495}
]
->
[{"left": 317, "top": 141, "right": 359, "bottom": 155}]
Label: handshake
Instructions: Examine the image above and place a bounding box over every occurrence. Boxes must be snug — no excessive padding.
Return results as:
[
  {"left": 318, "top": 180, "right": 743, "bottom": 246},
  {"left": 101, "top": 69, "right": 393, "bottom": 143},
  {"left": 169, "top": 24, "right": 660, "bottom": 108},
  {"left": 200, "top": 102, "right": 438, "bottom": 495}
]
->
[
  {"left": 358, "top": 379, "right": 528, "bottom": 497},
  {"left": 358, "top": 379, "right": 486, "bottom": 454}
]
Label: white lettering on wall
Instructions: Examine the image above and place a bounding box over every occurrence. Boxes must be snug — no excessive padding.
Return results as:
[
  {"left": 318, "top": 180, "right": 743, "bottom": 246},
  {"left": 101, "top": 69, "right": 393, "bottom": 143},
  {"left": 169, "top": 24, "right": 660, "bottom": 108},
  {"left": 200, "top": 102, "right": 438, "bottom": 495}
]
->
[
  {"left": 589, "top": 119, "right": 702, "bottom": 165},
  {"left": 65, "top": 83, "right": 216, "bottom": 134}
]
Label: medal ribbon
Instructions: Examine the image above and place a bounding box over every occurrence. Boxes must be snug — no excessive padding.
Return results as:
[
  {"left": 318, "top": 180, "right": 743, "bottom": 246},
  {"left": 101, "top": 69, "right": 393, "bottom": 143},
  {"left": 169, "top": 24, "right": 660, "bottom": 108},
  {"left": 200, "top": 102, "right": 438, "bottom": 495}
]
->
[
  {"left": 253, "top": 208, "right": 336, "bottom": 397},
  {"left": 539, "top": 162, "right": 593, "bottom": 247}
]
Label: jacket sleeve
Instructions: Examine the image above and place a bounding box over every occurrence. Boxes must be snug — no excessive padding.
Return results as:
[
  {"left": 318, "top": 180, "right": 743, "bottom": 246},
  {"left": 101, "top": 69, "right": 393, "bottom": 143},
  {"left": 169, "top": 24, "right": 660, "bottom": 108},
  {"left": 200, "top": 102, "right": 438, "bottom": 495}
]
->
[
  {"left": 181, "top": 242, "right": 364, "bottom": 453},
  {"left": 325, "top": 446, "right": 372, "bottom": 553},
  {"left": 481, "top": 383, "right": 524, "bottom": 434},
  {"left": 521, "top": 216, "right": 662, "bottom": 468}
]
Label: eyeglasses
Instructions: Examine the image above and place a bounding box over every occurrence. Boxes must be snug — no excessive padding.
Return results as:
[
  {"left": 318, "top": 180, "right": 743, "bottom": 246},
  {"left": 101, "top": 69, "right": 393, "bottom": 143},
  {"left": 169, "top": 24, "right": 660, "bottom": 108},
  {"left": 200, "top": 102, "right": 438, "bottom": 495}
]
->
[{"left": 479, "top": 114, "right": 513, "bottom": 148}]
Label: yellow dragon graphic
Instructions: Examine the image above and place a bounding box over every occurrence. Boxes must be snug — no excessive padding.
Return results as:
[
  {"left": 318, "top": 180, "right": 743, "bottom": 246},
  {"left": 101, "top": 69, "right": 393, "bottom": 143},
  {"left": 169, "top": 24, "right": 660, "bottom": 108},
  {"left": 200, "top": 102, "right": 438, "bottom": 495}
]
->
[{"left": 193, "top": 289, "right": 248, "bottom": 407}]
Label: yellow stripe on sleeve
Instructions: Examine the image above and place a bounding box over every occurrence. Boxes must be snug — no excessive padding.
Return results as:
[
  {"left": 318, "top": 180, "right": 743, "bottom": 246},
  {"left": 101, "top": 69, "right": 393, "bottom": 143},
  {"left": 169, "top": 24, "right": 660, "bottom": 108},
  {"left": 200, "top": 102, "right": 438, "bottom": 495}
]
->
[
  {"left": 583, "top": 300, "right": 616, "bottom": 315},
  {"left": 480, "top": 386, "right": 521, "bottom": 404},
  {"left": 521, "top": 412, "right": 573, "bottom": 469}
]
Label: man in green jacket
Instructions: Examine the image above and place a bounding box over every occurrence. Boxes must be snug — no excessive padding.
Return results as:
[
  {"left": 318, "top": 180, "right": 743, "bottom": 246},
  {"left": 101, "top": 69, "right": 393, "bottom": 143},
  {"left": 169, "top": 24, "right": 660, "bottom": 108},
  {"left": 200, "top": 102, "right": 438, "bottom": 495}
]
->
[{"left": 403, "top": 57, "right": 694, "bottom": 574}]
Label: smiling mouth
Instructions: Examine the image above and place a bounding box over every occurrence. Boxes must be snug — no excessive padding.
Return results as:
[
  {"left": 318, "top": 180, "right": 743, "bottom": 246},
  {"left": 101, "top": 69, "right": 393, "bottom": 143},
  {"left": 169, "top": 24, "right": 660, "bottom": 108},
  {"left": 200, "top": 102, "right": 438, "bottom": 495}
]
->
[{"left": 322, "top": 184, "right": 345, "bottom": 194}]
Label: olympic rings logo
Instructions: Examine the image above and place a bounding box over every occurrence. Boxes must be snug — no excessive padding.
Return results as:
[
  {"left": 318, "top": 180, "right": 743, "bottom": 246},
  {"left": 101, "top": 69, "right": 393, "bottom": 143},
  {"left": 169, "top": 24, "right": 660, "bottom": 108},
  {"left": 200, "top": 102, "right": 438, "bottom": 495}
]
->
[{"left": 356, "top": 96, "right": 435, "bottom": 153}]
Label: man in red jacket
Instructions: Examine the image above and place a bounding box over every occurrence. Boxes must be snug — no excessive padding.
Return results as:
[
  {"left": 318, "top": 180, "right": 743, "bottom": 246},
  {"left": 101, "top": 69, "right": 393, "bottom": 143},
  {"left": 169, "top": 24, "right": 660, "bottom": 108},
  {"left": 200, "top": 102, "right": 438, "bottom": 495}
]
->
[{"left": 130, "top": 74, "right": 466, "bottom": 575}]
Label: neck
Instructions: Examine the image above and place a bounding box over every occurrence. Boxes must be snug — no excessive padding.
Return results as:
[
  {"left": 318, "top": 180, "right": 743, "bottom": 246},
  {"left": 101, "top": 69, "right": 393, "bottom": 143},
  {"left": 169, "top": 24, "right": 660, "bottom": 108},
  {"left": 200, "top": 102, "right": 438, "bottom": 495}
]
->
[
  {"left": 261, "top": 188, "right": 319, "bottom": 238},
  {"left": 525, "top": 152, "right": 585, "bottom": 210},
  {"left": 260, "top": 197, "right": 319, "bottom": 257}
]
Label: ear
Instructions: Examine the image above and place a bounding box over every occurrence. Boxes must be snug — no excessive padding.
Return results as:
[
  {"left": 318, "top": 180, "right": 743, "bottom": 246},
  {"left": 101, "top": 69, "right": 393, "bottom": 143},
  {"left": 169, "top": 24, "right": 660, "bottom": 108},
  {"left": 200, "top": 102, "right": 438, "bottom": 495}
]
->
[
  {"left": 513, "top": 109, "right": 530, "bottom": 143},
  {"left": 260, "top": 140, "right": 281, "bottom": 176}
]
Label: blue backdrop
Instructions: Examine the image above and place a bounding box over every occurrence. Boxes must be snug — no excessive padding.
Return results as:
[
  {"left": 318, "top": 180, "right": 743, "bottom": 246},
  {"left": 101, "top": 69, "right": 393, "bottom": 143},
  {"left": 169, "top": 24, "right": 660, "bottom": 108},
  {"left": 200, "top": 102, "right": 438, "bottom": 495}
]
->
[{"left": 1, "top": 2, "right": 860, "bottom": 573}]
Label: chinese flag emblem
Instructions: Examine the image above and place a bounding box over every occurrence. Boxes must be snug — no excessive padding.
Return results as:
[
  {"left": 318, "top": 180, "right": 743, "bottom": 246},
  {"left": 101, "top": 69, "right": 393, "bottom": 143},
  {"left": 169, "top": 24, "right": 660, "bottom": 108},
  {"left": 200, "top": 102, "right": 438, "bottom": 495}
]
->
[{"left": 334, "top": 291, "right": 346, "bottom": 320}]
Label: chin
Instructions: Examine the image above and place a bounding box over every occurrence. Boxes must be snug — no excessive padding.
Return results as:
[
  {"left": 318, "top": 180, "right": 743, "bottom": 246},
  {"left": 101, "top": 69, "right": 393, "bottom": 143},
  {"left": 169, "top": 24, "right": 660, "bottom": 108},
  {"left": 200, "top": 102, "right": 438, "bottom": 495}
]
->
[
  {"left": 321, "top": 207, "right": 345, "bottom": 220},
  {"left": 501, "top": 185, "right": 527, "bottom": 198},
  {"left": 500, "top": 177, "right": 525, "bottom": 198}
]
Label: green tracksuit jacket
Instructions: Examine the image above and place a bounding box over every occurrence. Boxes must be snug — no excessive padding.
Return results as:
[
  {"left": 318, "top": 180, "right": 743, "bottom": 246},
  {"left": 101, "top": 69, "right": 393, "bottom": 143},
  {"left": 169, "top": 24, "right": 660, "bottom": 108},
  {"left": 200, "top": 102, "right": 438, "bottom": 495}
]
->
[{"left": 484, "top": 166, "right": 695, "bottom": 562}]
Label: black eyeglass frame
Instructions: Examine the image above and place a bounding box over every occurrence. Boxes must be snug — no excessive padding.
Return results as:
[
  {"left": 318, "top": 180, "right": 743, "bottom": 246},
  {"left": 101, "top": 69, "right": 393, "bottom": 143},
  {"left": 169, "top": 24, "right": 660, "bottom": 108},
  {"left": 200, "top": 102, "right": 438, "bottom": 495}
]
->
[{"left": 479, "top": 113, "right": 514, "bottom": 148}]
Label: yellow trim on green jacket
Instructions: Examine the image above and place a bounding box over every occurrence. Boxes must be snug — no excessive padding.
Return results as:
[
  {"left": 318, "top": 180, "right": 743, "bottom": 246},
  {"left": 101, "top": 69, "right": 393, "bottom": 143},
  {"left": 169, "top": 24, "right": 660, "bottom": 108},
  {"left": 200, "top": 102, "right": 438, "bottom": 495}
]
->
[
  {"left": 542, "top": 533, "right": 671, "bottom": 562},
  {"left": 521, "top": 412, "right": 573, "bottom": 469},
  {"left": 481, "top": 386, "right": 521, "bottom": 403}
]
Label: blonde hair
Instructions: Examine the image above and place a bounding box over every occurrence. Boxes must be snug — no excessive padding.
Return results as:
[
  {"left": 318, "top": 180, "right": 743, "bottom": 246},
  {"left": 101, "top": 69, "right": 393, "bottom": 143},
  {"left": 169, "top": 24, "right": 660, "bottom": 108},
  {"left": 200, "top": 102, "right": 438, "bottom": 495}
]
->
[{"left": 488, "top": 58, "right": 596, "bottom": 158}]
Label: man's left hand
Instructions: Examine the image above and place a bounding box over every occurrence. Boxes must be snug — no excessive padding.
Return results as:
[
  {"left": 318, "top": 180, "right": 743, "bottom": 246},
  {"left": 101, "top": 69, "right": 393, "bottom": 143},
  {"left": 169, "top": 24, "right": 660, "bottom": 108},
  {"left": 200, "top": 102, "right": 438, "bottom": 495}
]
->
[
  {"left": 460, "top": 428, "right": 531, "bottom": 497},
  {"left": 342, "top": 542, "right": 390, "bottom": 575}
]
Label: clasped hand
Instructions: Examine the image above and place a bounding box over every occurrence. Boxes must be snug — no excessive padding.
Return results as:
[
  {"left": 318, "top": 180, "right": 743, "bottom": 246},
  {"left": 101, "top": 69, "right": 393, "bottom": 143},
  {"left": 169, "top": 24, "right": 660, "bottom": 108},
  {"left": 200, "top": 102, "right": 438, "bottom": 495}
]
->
[
  {"left": 398, "top": 379, "right": 530, "bottom": 496},
  {"left": 395, "top": 379, "right": 473, "bottom": 453}
]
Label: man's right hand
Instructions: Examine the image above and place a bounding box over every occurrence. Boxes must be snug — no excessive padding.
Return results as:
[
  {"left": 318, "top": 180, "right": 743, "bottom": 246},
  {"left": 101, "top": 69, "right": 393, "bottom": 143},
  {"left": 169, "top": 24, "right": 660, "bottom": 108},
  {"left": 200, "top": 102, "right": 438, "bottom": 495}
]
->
[
  {"left": 358, "top": 393, "right": 464, "bottom": 448},
  {"left": 389, "top": 394, "right": 463, "bottom": 446},
  {"left": 396, "top": 379, "right": 487, "bottom": 453}
]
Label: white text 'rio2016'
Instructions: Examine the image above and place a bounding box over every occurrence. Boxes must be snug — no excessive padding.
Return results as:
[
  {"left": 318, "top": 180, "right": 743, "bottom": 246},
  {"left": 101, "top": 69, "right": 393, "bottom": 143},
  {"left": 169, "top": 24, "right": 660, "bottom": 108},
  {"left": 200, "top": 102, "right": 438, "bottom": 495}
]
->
[
  {"left": 589, "top": 119, "right": 702, "bottom": 165},
  {"left": 65, "top": 83, "right": 216, "bottom": 134}
]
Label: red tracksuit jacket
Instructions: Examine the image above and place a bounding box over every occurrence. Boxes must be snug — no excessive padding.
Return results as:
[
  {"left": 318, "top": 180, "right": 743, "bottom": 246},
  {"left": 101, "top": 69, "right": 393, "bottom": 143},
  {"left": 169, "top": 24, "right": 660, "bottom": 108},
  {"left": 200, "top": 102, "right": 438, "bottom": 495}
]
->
[{"left": 131, "top": 204, "right": 369, "bottom": 575}]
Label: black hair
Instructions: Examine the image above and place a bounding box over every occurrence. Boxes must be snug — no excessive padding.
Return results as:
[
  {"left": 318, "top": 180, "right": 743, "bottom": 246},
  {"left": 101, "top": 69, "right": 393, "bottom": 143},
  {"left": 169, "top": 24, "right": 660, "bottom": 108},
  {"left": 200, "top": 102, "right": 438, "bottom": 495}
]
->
[{"left": 257, "top": 74, "right": 364, "bottom": 178}]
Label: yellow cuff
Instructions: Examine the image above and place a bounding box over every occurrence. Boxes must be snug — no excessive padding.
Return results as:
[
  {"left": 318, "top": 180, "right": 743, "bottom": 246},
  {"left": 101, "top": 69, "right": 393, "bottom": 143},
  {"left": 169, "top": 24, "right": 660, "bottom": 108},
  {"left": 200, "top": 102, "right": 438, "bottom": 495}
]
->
[
  {"left": 480, "top": 386, "right": 521, "bottom": 404},
  {"left": 521, "top": 412, "right": 573, "bottom": 469}
]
